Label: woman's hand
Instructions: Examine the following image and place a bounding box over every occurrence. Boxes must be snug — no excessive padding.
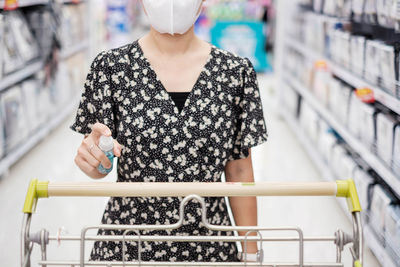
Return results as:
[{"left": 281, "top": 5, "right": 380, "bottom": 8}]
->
[{"left": 74, "top": 123, "right": 123, "bottom": 179}]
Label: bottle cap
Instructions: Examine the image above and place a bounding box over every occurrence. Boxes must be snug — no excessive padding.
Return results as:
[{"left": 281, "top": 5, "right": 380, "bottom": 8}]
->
[{"left": 99, "top": 136, "right": 114, "bottom": 152}]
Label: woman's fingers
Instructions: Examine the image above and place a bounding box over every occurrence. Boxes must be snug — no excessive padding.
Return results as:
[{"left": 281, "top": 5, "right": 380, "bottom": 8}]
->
[
  {"left": 83, "top": 137, "right": 112, "bottom": 169},
  {"left": 91, "top": 123, "right": 112, "bottom": 139},
  {"left": 77, "top": 146, "right": 100, "bottom": 167},
  {"left": 74, "top": 155, "right": 97, "bottom": 174}
]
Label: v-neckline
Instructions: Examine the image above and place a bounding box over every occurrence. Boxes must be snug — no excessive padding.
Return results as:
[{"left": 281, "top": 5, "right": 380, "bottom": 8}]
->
[{"left": 135, "top": 40, "right": 215, "bottom": 118}]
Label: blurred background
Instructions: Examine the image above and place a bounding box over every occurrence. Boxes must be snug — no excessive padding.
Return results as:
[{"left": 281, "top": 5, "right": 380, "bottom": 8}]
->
[{"left": 1, "top": 0, "right": 400, "bottom": 266}]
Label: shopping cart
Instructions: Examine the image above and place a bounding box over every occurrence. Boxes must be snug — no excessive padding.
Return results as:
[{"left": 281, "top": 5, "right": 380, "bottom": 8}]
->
[{"left": 21, "top": 179, "right": 363, "bottom": 267}]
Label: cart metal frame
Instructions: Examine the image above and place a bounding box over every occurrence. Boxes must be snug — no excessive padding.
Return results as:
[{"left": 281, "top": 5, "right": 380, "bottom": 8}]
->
[{"left": 21, "top": 179, "right": 363, "bottom": 267}]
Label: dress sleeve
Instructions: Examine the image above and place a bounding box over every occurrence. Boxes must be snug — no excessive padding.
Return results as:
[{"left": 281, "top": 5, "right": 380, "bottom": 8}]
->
[
  {"left": 228, "top": 58, "right": 269, "bottom": 161},
  {"left": 70, "top": 51, "right": 116, "bottom": 138}
]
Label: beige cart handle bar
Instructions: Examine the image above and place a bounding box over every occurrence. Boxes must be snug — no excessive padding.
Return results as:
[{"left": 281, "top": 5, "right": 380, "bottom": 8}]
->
[{"left": 23, "top": 179, "right": 361, "bottom": 214}]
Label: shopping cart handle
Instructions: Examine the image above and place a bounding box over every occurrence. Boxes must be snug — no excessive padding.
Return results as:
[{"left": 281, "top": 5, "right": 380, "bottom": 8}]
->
[{"left": 23, "top": 179, "right": 362, "bottom": 214}]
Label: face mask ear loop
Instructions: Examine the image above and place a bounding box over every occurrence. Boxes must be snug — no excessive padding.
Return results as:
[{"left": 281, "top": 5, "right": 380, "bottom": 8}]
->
[{"left": 170, "top": 0, "right": 174, "bottom": 35}]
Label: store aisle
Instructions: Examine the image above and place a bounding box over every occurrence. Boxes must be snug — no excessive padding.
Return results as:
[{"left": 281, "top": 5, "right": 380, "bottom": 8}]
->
[{"left": 0, "top": 74, "right": 379, "bottom": 266}]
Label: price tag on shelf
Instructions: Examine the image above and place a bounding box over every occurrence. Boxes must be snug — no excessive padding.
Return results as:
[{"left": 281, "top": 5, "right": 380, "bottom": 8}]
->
[
  {"left": 356, "top": 88, "right": 375, "bottom": 103},
  {"left": 4, "top": 0, "right": 18, "bottom": 10}
]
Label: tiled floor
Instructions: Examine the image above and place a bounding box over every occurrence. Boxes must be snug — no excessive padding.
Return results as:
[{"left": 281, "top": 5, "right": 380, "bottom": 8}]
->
[{"left": 0, "top": 74, "right": 380, "bottom": 266}]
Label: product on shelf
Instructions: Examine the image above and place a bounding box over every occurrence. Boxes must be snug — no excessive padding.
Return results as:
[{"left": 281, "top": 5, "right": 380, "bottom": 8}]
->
[
  {"left": 348, "top": 91, "right": 361, "bottom": 138},
  {"left": 359, "top": 101, "right": 377, "bottom": 149},
  {"left": 365, "top": 40, "right": 382, "bottom": 85},
  {"left": 7, "top": 11, "right": 39, "bottom": 63},
  {"left": 1, "top": 86, "right": 28, "bottom": 152},
  {"left": 299, "top": 100, "right": 320, "bottom": 143},
  {"left": 353, "top": 167, "right": 375, "bottom": 212},
  {"left": 25, "top": 6, "right": 61, "bottom": 59},
  {"left": 351, "top": 0, "right": 365, "bottom": 22},
  {"left": 21, "top": 78, "right": 41, "bottom": 134},
  {"left": 338, "top": 152, "right": 358, "bottom": 180},
  {"left": 0, "top": 14, "right": 3, "bottom": 79},
  {"left": 60, "top": 2, "right": 88, "bottom": 49},
  {"left": 385, "top": 204, "right": 400, "bottom": 261},
  {"left": 331, "top": 82, "right": 352, "bottom": 126},
  {"left": 364, "top": 0, "right": 378, "bottom": 24},
  {"left": 369, "top": 184, "right": 394, "bottom": 242},
  {"left": 0, "top": 106, "right": 4, "bottom": 159},
  {"left": 317, "top": 121, "right": 337, "bottom": 163},
  {"left": 393, "top": 125, "right": 400, "bottom": 176},
  {"left": 3, "top": 15, "right": 24, "bottom": 75},
  {"left": 312, "top": 60, "right": 330, "bottom": 106},
  {"left": 375, "top": 112, "right": 398, "bottom": 167},
  {"left": 350, "top": 35, "right": 366, "bottom": 77}
]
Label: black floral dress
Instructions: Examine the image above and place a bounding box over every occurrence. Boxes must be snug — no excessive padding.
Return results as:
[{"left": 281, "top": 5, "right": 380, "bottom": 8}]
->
[{"left": 71, "top": 40, "right": 268, "bottom": 263}]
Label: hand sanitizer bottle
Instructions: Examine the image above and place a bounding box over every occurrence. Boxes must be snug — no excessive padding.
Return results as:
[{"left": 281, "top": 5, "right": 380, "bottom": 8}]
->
[{"left": 97, "top": 136, "right": 114, "bottom": 174}]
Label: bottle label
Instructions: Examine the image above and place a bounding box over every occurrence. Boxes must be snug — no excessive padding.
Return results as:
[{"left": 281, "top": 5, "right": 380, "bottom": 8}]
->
[{"left": 98, "top": 151, "right": 115, "bottom": 174}]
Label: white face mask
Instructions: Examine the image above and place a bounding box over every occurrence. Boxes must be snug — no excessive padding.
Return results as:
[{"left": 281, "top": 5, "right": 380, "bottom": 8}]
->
[{"left": 142, "top": 0, "right": 203, "bottom": 35}]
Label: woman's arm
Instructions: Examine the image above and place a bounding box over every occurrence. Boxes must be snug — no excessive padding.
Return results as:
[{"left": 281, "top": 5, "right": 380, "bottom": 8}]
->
[{"left": 224, "top": 148, "right": 258, "bottom": 254}]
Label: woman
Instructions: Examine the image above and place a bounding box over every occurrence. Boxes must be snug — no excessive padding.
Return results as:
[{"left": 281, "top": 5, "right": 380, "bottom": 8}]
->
[{"left": 71, "top": 0, "right": 268, "bottom": 263}]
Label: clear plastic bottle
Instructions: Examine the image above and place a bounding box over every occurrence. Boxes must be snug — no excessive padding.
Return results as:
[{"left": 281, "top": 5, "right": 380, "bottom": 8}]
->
[{"left": 97, "top": 136, "right": 114, "bottom": 175}]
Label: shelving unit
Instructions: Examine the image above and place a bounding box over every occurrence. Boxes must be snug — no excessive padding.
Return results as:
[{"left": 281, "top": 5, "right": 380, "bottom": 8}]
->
[
  {"left": 0, "top": 0, "right": 48, "bottom": 9},
  {"left": 281, "top": 88, "right": 398, "bottom": 267},
  {"left": 0, "top": 97, "right": 80, "bottom": 177},
  {"left": 364, "top": 225, "right": 397, "bottom": 267},
  {"left": 0, "top": 0, "right": 89, "bottom": 176},
  {"left": 282, "top": 75, "right": 400, "bottom": 198},
  {"left": 285, "top": 36, "right": 400, "bottom": 115},
  {"left": 0, "top": 61, "right": 43, "bottom": 92}
]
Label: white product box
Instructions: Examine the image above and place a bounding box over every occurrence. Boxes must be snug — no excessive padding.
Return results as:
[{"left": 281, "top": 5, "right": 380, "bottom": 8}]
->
[
  {"left": 331, "top": 144, "right": 348, "bottom": 178},
  {"left": 376, "top": 112, "right": 397, "bottom": 167},
  {"left": 348, "top": 92, "right": 361, "bottom": 138},
  {"left": 313, "top": 64, "right": 330, "bottom": 107},
  {"left": 385, "top": 205, "right": 400, "bottom": 257},
  {"left": 370, "top": 185, "right": 393, "bottom": 239},
  {"left": 364, "top": 0, "right": 378, "bottom": 24},
  {"left": 353, "top": 167, "right": 374, "bottom": 211},
  {"left": 393, "top": 125, "right": 400, "bottom": 176},
  {"left": 359, "top": 103, "right": 376, "bottom": 149},
  {"left": 336, "top": 84, "right": 352, "bottom": 127},
  {"left": 328, "top": 78, "right": 342, "bottom": 112},
  {"left": 350, "top": 35, "right": 366, "bottom": 77},
  {"left": 0, "top": 14, "right": 4, "bottom": 79},
  {"left": 365, "top": 40, "right": 382, "bottom": 84},
  {"left": 352, "top": 0, "right": 365, "bottom": 21},
  {"left": 0, "top": 106, "right": 4, "bottom": 159},
  {"left": 8, "top": 11, "right": 39, "bottom": 63},
  {"left": 21, "top": 79, "right": 40, "bottom": 133},
  {"left": 3, "top": 18, "right": 23, "bottom": 75},
  {"left": 338, "top": 154, "right": 358, "bottom": 180},
  {"left": 1, "top": 86, "right": 28, "bottom": 152},
  {"left": 378, "top": 43, "right": 396, "bottom": 95},
  {"left": 318, "top": 128, "right": 337, "bottom": 163},
  {"left": 340, "top": 31, "right": 351, "bottom": 69},
  {"left": 300, "top": 101, "right": 320, "bottom": 143}
]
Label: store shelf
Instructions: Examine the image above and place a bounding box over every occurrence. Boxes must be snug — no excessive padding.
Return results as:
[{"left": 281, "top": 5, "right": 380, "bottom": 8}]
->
[
  {"left": 281, "top": 89, "right": 398, "bottom": 267},
  {"left": 285, "top": 36, "right": 400, "bottom": 115},
  {"left": 364, "top": 225, "right": 397, "bottom": 267},
  {"left": 282, "top": 76, "right": 400, "bottom": 198},
  {"left": 60, "top": 40, "right": 89, "bottom": 60},
  {"left": 0, "top": 97, "right": 80, "bottom": 177},
  {"left": 280, "top": 109, "right": 351, "bottom": 221},
  {"left": 0, "top": 0, "right": 48, "bottom": 9},
  {"left": 0, "top": 61, "right": 43, "bottom": 92}
]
